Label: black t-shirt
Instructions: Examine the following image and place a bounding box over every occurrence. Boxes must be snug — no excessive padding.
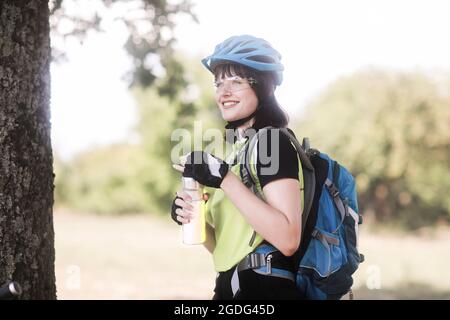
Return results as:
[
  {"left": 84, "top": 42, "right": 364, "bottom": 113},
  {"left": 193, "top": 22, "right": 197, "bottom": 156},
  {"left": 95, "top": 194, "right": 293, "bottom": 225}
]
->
[{"left": 254, "top": 128, "right": 299, "bottom": 189}]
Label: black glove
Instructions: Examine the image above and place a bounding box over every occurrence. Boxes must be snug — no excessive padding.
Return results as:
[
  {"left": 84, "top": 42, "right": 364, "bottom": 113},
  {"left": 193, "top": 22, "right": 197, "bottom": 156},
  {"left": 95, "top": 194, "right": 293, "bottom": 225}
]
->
[
  {"left": 183, "top": 151, "right": 229, "bottom": 188},
  {"left": 171, "top": 195, "right": 182, "bottom": 226}
]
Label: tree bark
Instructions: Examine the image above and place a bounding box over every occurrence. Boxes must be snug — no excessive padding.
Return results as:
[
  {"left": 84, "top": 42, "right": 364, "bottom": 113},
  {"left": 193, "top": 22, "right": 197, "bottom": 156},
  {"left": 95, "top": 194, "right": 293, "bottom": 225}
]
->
[{"left": 0, "top": 0, "right": 56, "bottom": 299}]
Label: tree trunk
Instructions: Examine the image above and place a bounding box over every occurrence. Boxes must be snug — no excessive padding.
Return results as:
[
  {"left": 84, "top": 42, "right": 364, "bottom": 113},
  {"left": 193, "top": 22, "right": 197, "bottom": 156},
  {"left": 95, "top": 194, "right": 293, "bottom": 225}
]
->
[{"left": 0, "top": 0, "right": 56, "bottom": 299}]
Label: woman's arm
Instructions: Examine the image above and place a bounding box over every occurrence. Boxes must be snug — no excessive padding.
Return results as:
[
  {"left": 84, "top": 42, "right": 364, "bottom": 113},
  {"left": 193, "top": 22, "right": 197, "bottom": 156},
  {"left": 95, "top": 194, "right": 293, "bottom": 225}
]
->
[
  {"left": 173, "top": 147, "right": 301, "bottom": 256},
  {"left": 220, "top": 172, "right": 301, "bottom": 256}
]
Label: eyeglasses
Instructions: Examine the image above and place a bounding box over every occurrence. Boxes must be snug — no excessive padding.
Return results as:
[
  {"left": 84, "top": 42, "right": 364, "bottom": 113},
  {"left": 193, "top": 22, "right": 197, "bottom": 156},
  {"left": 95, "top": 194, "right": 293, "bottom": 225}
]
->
[{"left": 213, "top": 76, "right": 257, "bottom": 93}]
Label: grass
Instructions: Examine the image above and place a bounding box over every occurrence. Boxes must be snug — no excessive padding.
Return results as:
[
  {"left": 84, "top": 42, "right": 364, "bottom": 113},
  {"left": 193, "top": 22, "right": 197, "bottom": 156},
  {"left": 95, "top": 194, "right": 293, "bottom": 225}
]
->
[
  {"left": 54, "top": 210, "right": 450, "bottom": 299},
  {"left": 352, "top": 227, "right": 450, "bottom": 299}
]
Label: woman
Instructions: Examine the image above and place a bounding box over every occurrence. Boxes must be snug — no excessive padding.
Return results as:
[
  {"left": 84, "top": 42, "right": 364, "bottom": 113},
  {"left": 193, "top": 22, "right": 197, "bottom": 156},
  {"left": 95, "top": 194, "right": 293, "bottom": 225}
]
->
[{"left": 171, "top": 35, "right": 304, "bottom": 300}]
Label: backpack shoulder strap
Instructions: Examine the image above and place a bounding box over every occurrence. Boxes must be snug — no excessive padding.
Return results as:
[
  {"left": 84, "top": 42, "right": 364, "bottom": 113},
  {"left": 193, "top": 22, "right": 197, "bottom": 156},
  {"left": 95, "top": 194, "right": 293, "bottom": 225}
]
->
[{"left": 279, "top": 128, "right": 315, "bottom": 231}]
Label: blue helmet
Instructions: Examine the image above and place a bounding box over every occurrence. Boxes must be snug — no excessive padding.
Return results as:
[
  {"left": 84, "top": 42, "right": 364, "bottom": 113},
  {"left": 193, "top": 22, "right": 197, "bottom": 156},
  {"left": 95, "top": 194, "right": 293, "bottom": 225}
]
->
[{"left": 202, "top": 35, "right": 284, "bottom": 85}]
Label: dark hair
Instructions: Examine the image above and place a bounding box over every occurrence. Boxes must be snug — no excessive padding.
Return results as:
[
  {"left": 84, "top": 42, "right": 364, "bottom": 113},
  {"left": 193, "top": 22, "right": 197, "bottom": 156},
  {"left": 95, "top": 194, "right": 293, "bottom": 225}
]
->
[{"left": 213, "top": 63, "right": 289, "bottom": 130}]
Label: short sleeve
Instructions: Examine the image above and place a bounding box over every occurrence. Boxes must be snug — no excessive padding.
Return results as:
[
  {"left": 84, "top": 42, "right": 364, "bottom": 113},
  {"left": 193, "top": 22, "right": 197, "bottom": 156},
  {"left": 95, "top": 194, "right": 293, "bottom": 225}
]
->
[{"left": 256, "top": 129, "right": 299, "bottom": 189}]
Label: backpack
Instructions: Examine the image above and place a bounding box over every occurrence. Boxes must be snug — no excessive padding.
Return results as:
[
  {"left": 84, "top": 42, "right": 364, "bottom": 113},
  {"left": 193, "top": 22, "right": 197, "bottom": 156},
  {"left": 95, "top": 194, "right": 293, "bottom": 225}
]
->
[{"left": 238, "top": 126, "right": 364, "bottom": 300}]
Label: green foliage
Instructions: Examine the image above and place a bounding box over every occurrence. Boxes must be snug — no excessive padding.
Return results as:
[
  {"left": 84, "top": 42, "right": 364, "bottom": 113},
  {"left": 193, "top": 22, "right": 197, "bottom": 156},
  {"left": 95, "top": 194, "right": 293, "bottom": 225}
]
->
[
  {"left": 53, "top": 153, "right": 70, "bottom": 207},
  {"left": 133, "top": 87, "right": 179, "bottom": 214},
  {"left": 294, "top": 69, "right": 450, "bottom": 228},
  {"left": 132, "top": 54, "right": 222, "bottom": 214},
  {"left": 53, "top": 87, "right": 181, "bottom": 215},
  {"left": 50, "top": 0, "right": 230, "bottom": 215},
  {"left": 50, "top": 0, "right": 196, "bottom": 92},
  {"left": 54, "top": 54, "right": 220, "bottom": 215},
  {"left": 55, "top": 144, "right": 153, "bottom": 214}
]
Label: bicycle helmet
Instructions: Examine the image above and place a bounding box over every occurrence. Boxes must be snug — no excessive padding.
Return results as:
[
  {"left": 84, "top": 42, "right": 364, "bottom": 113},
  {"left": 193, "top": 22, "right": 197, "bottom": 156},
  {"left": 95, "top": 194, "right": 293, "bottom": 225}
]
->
[{"left": 202, "top": 35, "right": 284, "bottom": 85}]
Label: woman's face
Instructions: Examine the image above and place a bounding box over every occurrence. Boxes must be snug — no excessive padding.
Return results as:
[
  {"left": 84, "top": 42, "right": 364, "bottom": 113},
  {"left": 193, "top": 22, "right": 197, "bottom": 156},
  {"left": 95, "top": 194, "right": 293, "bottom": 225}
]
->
[{"left": 214, "top": 74, "right": 259, "bottom": 122}]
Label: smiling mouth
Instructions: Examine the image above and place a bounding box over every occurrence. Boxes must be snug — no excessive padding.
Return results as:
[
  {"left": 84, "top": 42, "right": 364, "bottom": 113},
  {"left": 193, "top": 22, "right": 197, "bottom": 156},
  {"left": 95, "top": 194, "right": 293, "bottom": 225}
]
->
[{"left": 222, "top": 101, "right": 240, "bottom": 109}]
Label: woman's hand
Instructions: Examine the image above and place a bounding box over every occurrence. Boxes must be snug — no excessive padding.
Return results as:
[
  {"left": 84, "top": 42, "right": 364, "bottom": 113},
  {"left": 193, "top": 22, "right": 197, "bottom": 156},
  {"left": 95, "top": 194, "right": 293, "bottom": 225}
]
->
[
  {"left": 172, "top": 151, "right": 229, "bottom": 189},
  {"left": 171, "top": 190, "right": 194, "bottom": 225},
  {"left": 171, "top": 190, "right": 210, "bottom": 225}
]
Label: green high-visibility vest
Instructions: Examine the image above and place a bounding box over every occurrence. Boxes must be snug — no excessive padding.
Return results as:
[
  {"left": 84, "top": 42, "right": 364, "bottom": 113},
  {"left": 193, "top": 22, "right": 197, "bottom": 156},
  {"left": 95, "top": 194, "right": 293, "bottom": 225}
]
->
[{"left": 205, "top": 133, "right": 304, "bottom": 272}]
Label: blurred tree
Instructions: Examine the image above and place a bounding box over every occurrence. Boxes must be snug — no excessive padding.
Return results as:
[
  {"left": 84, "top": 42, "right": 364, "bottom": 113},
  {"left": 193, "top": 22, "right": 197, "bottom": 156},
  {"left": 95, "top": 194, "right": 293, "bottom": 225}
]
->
[
  {"left": 133, "top": 53, "right": 222, "bottom": 214},
  {"left": 49, "top": 0, "right": 197, "bottom": 97},
  {"left": 49, "top": 0, "right": 201, "bottom": 214},
  {"left": 294, "top": 69, "right": 450, "bottom": 228},
  {"left": 57, "top": 144, "right": 154, "bottom": 214},
  {"left": 55, "top": 54, "right": 220, "bottom": 214},
  {"left": 0, "top": 0, "right": 196, "bottom": 298},
  {"left": 53, "top": 154, "right": 70, "bottom": 207},
  {"left": 0, "top": 1, "right": 56, "bottom": 299}
]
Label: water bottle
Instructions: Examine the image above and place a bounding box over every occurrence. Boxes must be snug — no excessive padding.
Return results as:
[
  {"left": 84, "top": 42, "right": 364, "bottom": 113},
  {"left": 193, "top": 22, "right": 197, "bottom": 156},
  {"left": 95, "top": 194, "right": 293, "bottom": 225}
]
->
[{"left": 181, "top": 177, "right": 206, "bottom": 245}]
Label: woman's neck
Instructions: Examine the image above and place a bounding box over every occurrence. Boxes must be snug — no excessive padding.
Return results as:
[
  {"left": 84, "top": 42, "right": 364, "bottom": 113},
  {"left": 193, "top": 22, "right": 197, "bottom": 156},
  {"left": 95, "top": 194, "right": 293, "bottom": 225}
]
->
[{"left": 236, "top": 118, "right": 255, "bottom": 138}]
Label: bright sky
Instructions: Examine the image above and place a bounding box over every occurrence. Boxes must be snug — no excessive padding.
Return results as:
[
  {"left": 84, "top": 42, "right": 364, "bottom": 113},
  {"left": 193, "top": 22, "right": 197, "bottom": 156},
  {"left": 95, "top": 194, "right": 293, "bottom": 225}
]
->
[{"left": 51, "top": 0, "right": 450, "bottom": 160}]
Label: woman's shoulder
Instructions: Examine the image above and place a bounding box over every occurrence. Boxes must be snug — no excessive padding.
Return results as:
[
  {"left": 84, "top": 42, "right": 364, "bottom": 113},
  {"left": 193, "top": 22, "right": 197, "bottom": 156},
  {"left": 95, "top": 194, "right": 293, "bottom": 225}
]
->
[
  {"left": 255, "top": 127, "right": 297, "bottom": 155},
  {"left": 255, "top": 127, "right": 299, "bottom": 187}
]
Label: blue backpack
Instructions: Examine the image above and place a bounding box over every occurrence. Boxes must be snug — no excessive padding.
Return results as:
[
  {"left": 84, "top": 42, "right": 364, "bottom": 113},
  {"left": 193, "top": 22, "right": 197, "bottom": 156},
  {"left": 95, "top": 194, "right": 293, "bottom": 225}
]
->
[{"left": 239, "top": 127, "right": 364, "bottom": 300}]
